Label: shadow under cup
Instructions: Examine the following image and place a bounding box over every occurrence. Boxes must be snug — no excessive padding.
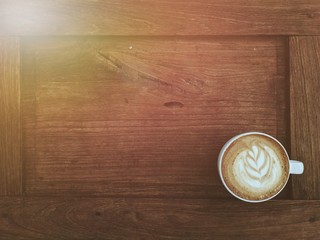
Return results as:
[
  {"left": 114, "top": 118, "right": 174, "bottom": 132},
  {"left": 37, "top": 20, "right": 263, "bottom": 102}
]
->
[{"left": 218, "top": 132, "right": 304, "bottom": 203}]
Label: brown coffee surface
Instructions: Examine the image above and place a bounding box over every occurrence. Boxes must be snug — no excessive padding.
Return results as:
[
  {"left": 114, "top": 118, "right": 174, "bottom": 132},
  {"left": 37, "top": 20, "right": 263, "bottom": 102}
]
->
[{"left": 221, "top": 134, "right": 289, "bottom": 201}]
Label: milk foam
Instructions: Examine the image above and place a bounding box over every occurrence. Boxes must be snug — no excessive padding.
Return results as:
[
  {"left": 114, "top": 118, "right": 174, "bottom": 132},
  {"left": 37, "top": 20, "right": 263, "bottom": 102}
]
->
[{"left": 232, "top": 142, "right": 282, "bottom": 192}]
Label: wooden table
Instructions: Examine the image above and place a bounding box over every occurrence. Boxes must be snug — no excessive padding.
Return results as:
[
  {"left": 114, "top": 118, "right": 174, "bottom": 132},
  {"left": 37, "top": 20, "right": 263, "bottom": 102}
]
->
[{"left": 0, "top": 1, "right": 320, "bottom": 239}]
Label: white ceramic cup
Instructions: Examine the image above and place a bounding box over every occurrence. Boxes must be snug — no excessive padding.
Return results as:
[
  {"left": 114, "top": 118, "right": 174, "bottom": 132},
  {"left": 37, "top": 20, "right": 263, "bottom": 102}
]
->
[{"left": 218, "top": 132, "right": 304, "bottom": 203}]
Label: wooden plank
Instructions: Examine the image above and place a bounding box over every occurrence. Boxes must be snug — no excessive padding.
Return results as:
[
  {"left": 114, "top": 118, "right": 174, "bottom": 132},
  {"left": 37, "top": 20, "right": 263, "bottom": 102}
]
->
[
  {"left": 0, "top": 198, "right": 319, "bottom": 239},
  {"left": 290, "top": 36, "right": 320, "bottom": 200},
  {"left": 21, "top": 37, "right": 289, "bottom": 198},
  {"left": 1, "top": 0, "right": 320, "bottom": 36},
  {"left": 0, "top": 37, "right": 22, "bottom": 196}
]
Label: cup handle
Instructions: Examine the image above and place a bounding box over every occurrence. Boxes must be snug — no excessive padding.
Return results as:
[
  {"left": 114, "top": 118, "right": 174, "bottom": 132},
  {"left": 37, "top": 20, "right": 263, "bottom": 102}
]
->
[{"left": 289, "top": 160, "right": 304, "bottom": 174}]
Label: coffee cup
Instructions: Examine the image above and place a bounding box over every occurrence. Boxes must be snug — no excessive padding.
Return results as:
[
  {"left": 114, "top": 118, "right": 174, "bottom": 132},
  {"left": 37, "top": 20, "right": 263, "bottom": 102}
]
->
[{"left": 218, "top": 132, "right": 304, "bottom": 203}]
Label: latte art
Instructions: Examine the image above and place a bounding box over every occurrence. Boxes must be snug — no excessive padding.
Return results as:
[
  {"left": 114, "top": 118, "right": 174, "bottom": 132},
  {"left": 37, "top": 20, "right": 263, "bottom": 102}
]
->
[
  {"left": 233, "top": 143, "right": 281, "bottom": 190},
  {"left": 221, "top": 134, "right": 289, "bottom": 201},
  {"left": 243, "top": 145, "right": 273, "bottom": 184}
]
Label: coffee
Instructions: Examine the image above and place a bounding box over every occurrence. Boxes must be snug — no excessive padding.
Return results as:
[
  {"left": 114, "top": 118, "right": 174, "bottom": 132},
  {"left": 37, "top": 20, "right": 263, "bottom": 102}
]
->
[{"left": 221, "top": 134, "right": 289, "bottom": 201}]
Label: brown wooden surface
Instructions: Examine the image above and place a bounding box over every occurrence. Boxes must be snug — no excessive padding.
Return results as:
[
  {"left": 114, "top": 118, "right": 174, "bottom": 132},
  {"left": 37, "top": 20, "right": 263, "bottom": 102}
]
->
[
  {"left": 20, "top": 37, "right": 290, "bottom": 198},
  {"left": 0, "top": 0, "right": 320, "bottom": 36},
  {"left": 0, "top": 37, "right": 22, "bottom": 196},
  {"left": 2, "top": 1, "right": 320, "bottom": 238},
  {"left": 0, "top": 198, "right": 319, "bottom": 239},
  {"left": 290, "top": 36, "right": 320, "bottom": 200}
]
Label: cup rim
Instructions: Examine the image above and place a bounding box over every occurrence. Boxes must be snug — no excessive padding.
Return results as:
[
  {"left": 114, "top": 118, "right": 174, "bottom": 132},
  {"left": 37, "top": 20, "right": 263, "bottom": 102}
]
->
[{"left": 218, "top": 132, "right": 290, "bottom": 203}]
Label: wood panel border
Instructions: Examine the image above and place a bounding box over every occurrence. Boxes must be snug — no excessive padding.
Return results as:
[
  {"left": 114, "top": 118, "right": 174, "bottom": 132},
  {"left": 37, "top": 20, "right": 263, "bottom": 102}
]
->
[
  {"left": 0, "top": 0, "right": 320, "bottom": 36},
  {"left": 0, "top": 198, "right": 319, "bottom": 239},
  {"left": 290, "top": 36, "right": 320, "bottom": 200},
  {"left": 0, "top": 37, "right": 22, "bottom": 196}
]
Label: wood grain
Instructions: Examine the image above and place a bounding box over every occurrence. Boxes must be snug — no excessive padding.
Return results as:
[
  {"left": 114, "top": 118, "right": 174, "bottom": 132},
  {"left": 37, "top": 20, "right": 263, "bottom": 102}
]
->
[
  {"left": 0, "top": 37, "right": 22, "bottom": 196},
  {"left": 290, "top": 36, "right": 320, "bottom": 200},
  {"left": 21, "top": 37, "right": 289, "bottom": 198},
  {"left": 0, "top": 198, "right": 319, "bottom": 239},
  {"left": 1, "top": 0, "right": 320, "bottom": 36}
]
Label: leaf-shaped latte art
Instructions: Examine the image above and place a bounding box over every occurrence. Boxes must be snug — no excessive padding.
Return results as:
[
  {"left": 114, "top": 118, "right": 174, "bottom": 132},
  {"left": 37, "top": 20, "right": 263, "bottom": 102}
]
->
[{"left": 243, "top": 144, "right": 273, "bottom": 184}]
